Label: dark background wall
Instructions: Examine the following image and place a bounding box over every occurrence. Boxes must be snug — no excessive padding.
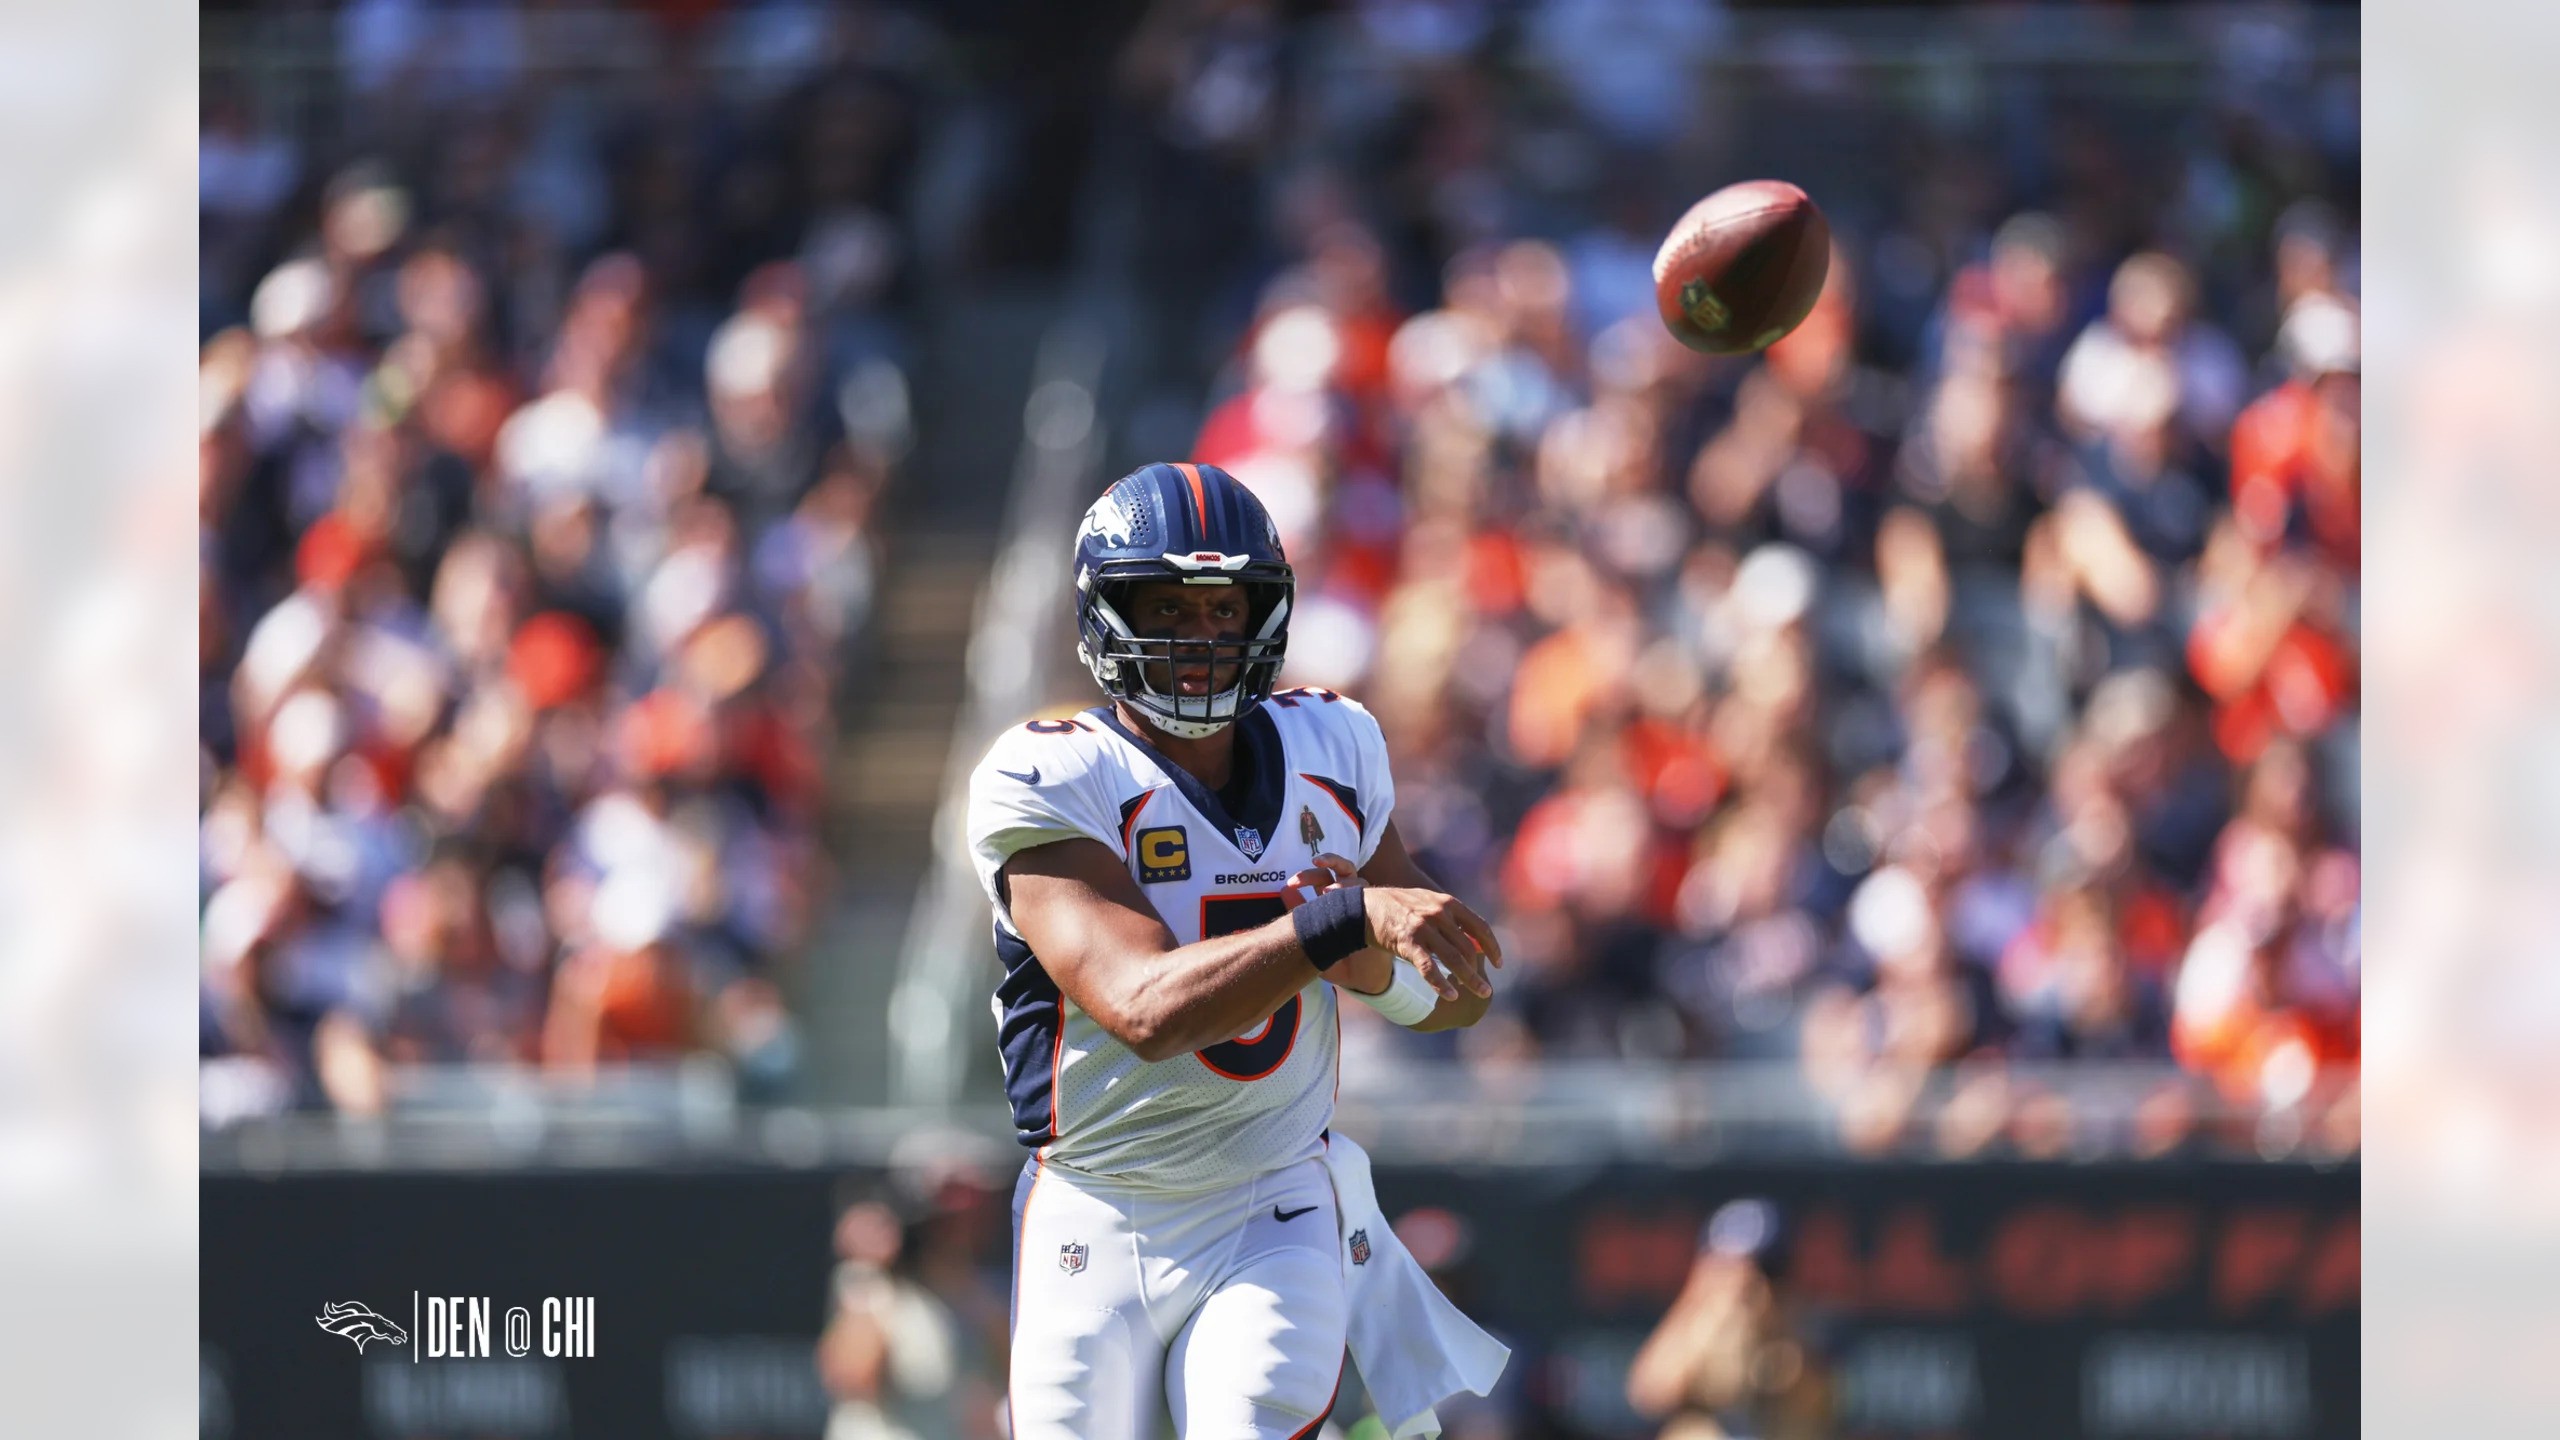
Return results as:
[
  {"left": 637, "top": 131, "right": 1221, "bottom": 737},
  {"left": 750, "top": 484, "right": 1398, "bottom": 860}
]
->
[{"left": 204, "top": 1158, "right": 2356, "bottom": 1439}]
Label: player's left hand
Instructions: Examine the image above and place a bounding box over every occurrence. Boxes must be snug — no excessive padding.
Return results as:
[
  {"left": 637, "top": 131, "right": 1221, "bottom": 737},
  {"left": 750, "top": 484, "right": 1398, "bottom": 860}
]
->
[{"left": 1289, "top": 853, "right": 1501, "bottom": 1003}]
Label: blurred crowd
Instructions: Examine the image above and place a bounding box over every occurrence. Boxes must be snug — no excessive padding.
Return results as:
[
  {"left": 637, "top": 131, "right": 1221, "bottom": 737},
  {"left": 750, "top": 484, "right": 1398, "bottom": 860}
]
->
[
  {"left": 199, "top": 3, "right": 939, "bottom": 1118},
  {"left": 818, "top": 1152, "right": 1013, "bottom": 1440},
  {"left": 1118, "top": 0, "right": 2363, "bottom": 1158},
  {"left": 198, "top": 0, "right": 2363, "bottom": 1163}
]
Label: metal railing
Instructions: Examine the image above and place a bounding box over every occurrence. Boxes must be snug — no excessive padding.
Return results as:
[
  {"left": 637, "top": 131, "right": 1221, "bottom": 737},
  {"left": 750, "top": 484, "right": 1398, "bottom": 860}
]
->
[
  {"left": 201, "top": 1059, "right": 2351, "bottom": 1172},
  {"left": 883, "top": 317, "right": 1111, "bottom": 1106}
]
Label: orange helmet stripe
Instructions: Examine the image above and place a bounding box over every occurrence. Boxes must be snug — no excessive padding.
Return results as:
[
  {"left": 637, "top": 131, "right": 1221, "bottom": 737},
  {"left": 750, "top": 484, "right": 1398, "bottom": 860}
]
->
[{"left": 1173, "top": 462, "right": 1209, "bottom": 538}]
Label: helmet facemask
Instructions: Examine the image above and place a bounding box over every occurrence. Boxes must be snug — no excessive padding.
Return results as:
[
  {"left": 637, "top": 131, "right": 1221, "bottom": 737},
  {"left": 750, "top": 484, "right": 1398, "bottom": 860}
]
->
[{"left": 1081, "top": 577, "right": 1292, "bottom": 739}]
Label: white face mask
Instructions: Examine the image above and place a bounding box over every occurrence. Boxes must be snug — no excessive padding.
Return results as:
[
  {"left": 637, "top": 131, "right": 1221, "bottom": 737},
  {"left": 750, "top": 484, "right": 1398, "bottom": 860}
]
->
[
  {"left": 1082, "top": 585, "right": 1290, "bottom": 738},
  {"left": 1127, "top": 677, "right": 1249, "bottom": 738}
]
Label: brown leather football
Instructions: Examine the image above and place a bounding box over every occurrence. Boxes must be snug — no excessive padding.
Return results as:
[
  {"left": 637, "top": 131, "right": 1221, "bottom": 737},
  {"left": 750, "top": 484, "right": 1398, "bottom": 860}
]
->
[{"left": 1653, "top": 180, "right": 1831, "bottom": 355}]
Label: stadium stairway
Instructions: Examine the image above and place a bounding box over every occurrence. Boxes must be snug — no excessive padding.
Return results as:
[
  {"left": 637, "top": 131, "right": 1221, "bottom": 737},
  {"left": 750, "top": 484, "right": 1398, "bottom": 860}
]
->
[{"left": 795, "top": 283, "right": 1061, "bottom": 1105}]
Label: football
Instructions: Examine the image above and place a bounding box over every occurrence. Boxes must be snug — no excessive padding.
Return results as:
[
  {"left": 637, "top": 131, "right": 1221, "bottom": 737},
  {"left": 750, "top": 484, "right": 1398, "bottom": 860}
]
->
[{"left": 1653, "top": 180, "right": 1832, "bottom": 355}]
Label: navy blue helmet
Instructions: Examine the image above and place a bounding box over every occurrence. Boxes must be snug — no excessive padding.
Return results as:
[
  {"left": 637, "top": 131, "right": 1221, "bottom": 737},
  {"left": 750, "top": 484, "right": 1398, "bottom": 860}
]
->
[{"left": 1073, "top": 462, "right": 1293, "bottom": 737}]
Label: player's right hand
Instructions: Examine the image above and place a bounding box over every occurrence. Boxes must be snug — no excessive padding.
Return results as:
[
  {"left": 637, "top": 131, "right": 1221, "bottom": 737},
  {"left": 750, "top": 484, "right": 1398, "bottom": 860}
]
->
[
  {"left": 1280, "top": 852, "right": 1362, "bottom": 911},
  {"left": 1357, "top": 886, "right": 1500, "bottom": 1001}
]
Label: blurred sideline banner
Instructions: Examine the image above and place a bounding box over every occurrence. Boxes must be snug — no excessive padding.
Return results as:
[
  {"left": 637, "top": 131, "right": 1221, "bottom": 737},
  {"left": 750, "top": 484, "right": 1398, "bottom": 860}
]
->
[{"left": 204, "top": 1158, "right": 2353, "bottom": 1439}]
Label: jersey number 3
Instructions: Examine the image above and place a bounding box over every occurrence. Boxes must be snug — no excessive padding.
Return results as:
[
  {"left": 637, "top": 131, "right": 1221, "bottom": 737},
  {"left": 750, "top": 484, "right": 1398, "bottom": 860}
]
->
[{"left": 1196, "top": 894, "right": 1299, "bottom": 1081}]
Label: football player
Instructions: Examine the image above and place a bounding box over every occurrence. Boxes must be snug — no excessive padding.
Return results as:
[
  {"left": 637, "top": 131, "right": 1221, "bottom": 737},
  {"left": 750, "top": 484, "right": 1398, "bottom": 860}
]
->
[{"left": 967, "top": 461, "right": 1502, "bottom": 1439}]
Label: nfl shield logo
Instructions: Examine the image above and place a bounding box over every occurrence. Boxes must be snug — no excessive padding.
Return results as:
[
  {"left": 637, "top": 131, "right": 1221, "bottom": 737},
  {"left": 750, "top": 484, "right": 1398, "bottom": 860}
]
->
[
  {"left": 1233, "top": 826, "right": 1265, "bottom": 860},
  {"left": 1348, "top": 1228, "right": 1371, "bottom": 1266},
  {"left": 1059, "top": 1242, "right": 1088, "bottom": 1275}
]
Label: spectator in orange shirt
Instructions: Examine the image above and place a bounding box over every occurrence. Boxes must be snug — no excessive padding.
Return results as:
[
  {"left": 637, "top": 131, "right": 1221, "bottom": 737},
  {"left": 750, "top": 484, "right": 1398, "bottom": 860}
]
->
[
  {"left": 2229, "top": 294, "right": 2360, "bottom": 571},
  {"left": 542, "top": 875, "right": 698, "bottom": 1070},
  {"left": 2185, "top": 518, "right": 2357, "bottom": 765},
  {"left": 2170, "top": 818, "right": 2359, "bottom": 1104}
]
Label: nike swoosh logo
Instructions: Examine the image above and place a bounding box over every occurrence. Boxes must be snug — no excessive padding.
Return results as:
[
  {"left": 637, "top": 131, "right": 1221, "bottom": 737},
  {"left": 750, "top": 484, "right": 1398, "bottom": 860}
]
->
[
  {"left": 998, "top": 767, "right": 1041, "bottom": 786},
  {"left": 1273, "top": 1204, "right": 1319, "bottom": 1223}
]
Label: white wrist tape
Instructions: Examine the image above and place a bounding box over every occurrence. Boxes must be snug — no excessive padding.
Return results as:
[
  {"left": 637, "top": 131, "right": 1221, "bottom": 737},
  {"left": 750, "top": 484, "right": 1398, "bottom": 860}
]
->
[{"left": 1353, "top": 958, "right": 1440, "bottom": 1027}]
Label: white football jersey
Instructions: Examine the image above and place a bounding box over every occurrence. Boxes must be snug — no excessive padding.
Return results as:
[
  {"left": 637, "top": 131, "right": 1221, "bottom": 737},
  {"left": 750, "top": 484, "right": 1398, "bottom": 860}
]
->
[{"left": 966, "top": 687, "right": 1396, "bottom": 1191}]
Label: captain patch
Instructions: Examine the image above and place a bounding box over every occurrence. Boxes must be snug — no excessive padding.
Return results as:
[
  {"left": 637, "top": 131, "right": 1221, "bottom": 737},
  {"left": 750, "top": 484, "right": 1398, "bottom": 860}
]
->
[{"left": 1134, "top": 827, "right": 1192, "bottom": 884}]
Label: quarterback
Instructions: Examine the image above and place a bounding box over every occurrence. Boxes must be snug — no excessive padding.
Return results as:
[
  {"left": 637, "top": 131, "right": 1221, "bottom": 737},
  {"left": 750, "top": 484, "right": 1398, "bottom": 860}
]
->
[{"left": 966, "top": 461, "right": 1509, "bottom": 1439}]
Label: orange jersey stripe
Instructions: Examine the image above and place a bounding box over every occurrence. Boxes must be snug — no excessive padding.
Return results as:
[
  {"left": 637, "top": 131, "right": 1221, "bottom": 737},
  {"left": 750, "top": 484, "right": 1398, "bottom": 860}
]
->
[{"left": 1119, "top": 787, "right": 1157, "bottom": 852}]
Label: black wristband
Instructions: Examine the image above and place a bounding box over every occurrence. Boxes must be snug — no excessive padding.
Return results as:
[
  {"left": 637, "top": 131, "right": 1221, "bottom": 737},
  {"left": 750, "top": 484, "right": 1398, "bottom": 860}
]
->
[{"left": 1290, "top": 886, "right": 1368, "bottom": 972}]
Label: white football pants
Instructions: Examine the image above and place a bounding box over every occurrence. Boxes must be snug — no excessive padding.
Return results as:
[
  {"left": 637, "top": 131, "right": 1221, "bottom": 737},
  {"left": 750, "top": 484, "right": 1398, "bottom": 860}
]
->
[{"left": 1008, "top": 1151, "right": 1347, "bottom": 1440}]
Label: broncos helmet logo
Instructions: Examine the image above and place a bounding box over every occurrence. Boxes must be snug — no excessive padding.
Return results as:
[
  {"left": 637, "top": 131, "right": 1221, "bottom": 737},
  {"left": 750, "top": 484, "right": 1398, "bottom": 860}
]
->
[
  {"left": 1077, "top": 492, "right": 1137, "bottom": 549},
  {"left": 316, "top": 1301, "right": 410, "bottom": 1353}
]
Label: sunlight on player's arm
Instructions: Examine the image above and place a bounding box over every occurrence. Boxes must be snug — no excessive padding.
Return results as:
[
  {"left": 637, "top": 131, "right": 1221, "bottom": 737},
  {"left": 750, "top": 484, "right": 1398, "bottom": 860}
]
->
[
  {"left": 1356, "top": 820, "right": 1498, "bottom": 1033},
  {"left": 1003, "top": 836, "right": 1338, "bottom": 1062}
]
